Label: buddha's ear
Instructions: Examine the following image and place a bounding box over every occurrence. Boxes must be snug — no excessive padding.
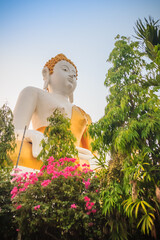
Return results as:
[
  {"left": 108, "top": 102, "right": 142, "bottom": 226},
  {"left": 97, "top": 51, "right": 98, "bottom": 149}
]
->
[
  {"left": 69, "top": 93, "right": 73, "bottom": 103},
  {"left": 42, "top": 67, "right": 50, "bottom": 90}
]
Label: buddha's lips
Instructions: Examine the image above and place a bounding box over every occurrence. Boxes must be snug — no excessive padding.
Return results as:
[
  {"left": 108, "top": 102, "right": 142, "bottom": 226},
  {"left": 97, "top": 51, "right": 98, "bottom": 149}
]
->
[{"left": 67, "top": 78, "right": 74, "bottom": 83}]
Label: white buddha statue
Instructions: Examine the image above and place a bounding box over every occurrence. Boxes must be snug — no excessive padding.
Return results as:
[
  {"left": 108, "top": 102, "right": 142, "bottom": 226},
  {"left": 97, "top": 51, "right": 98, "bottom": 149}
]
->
[{"left": 11, "top": 54, "right": 94, "bottom": 170}]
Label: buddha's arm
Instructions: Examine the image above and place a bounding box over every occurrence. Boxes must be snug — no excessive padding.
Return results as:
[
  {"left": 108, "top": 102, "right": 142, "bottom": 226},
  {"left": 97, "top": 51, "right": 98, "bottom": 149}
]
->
[
  {"left": 13, "top": 87, "right": 38, "bottom": 129},
  {"left": 13, "top": 87, "right": 44, "bottom": 158},
  {"left": 15, "top": 129, "right": 44, "bottom": 158}
]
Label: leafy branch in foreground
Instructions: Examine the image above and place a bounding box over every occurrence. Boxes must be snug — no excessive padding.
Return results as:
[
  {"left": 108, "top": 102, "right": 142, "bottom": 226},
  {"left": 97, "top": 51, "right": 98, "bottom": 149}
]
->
[
  {"left": 38, "top": 109, "right": 78, "bottom": 163},
  {"left": 0, "top": 103, "right": 16, "bottom": 169},
  {"left": 123, "top": 198, "right": 156, "bottom": 235}
]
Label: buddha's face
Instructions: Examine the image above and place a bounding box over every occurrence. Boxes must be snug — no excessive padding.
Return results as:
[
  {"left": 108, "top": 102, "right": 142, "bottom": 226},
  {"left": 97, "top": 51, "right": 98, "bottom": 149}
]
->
[{"left": 48, "top": 60, "right": 77, "bottom": 96}]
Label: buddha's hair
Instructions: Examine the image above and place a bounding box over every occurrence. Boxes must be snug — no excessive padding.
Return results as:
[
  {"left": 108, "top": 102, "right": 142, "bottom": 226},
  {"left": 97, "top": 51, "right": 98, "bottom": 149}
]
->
[{"left": 44, "top": 53, "right": 78, "bottom": 77}]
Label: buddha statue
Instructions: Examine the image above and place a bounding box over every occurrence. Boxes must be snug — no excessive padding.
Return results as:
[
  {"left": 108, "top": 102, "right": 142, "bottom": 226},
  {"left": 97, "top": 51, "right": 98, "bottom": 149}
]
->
[{"left": 11, "top": 54, "right": 94, "bottom": 170}]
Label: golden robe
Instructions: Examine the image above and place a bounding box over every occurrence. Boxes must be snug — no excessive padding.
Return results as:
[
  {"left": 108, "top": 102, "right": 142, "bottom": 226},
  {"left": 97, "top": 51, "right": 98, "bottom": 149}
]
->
[{"left": 11, "top": 106, "right": 92, "bottom": 170}]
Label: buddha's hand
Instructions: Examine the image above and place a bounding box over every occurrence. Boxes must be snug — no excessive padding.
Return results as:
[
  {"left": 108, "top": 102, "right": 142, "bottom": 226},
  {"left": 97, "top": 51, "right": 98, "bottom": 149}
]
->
[
  {"left": 14, "top": 129, "right": 44, "bottom": 158},
  {"left": 76, "top": 146, "right": 93, "bottom": 161}
]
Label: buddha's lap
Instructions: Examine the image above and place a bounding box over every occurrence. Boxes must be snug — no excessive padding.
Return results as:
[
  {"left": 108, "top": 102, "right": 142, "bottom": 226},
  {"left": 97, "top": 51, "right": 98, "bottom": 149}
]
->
[
  {"left": 11, "top": 141, "right": 42, "bottom": 169},
  {"left": 10, "top": 141, "right": 90, "bottom": 170}
]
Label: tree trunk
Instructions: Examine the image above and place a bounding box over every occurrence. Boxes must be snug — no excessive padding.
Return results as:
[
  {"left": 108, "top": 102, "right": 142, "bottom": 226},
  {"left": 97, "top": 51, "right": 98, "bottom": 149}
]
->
[
  {"left": 131, "top": 180, "right": 137, "bottom": 201},
  {"left": 17, "top": 231, "right": 21, "bottom": 240},
  {"left": 151, "top": 224, "right": 157, "bottom": 239},
  {"left": 155, "top": 185, "right": 160, "bottom": 203}
]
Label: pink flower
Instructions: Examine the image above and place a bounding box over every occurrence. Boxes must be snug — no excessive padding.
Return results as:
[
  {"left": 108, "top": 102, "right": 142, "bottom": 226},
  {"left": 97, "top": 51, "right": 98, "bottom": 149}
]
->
[
  {"left": 86, "top": 202, "right": 90, "bottom": 207},
  {"left": 38, "top": 171, "right": 43, "bottom": 176},
  {"left": 40, "top": 165, "right": 46, "bottom": 172},
  {"left": 16, "top": 177, "right": 22, "bottom": 182},
  {"left": 82, "top": 163, "right": 90, "bottom": 167},
  {"left": 88, "top": 222, "right": 94, "bottom": 227},
  {"left": 16, "top": 229, "right": 20, "bottom": 232},
  {"left": 82, "top": 168, "right": 93, "bottom": 174},
  {"left": 52, "top": 175, "right": 58, "bottom": 179},
  {"left": 71, "top": 204, "right": 77, "bottom": 209},
  {"left": 19, "top": 188, "right": 26, "bottom": 192},
  {"left": 24, "top": 182, "right": 30, "bottom": 188},
  {"left": 41, "top": 179, "right": 51, "bottom": 187},
  {"left": 11, "top": 177, "right": 18, "bottom": 182},
  {"left": 84, "top": 196, "right": 90, "bottom": 202},
  {"left": 11, "top": 194, "right": 16, "bottom": 199},
  {"left": 49, "top": 156, "right": 55, "bottom": 161},
  {"left": 34, "top": 205, "right": 40, "bottom": 210},
  {"left": 13, "top": 168, "right": 22, "bottom": 172},
  {"left": 86, "top": 201, "right": 94, "bottom": 210},
  {"left": 16, "top": 205, "right": 22, "bottom": 210},
  {"left": 86, "top": 211, "right": 91, "bottom": 215},
  {"left": 11, "top": 186, "right": 18, "bottom": 195},
  {"left": 84, "top": 179, "right": 91, "bottom": 189},
  {"left": 87, "top": 205, "right": 92, "bottom": 210},
  {"left": 96, "top": 189, "right": 99, "bottom": 193},
  {"left": 92, "top": 209, "right": 96, "bottom": 214},
  {"left": 59, "top": 158, "right": 65, "bottom": 163}
]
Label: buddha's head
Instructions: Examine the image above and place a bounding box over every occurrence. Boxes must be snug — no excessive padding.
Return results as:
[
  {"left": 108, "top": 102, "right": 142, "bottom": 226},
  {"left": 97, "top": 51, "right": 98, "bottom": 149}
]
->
[{"left": 42, "top": 54, "right": 78, "bottom": 103}]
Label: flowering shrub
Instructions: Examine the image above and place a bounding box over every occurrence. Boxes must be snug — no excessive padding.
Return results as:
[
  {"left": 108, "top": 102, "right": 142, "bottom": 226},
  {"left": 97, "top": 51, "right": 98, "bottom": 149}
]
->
[{"left": 11, "top": 157, "right": 105, "bottom": 239}]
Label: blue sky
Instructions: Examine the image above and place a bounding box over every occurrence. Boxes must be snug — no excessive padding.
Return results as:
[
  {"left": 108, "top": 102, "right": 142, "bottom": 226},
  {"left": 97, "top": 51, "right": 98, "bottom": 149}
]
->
[{"left": 0, "top": 0, "right": 160, "bottom": 123}]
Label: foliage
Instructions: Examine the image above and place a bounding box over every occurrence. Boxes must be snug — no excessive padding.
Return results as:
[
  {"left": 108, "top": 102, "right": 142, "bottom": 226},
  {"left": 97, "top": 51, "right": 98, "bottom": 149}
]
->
[
  {"left": 0, "top": 104, "right": 16, "bottom": 239},
  {"left": 38, "top": 109, "right": 78, "bottom": 164},
  {"left": 11, "top": 158, "right": 106, "bottom": 240},
  {"left": 134, "top": 16, "right": 160, "bottom": 62},
  {"left": 134, "top": 16, "right": 160, "bottom": 94},
  {"left": 89, "top": 35, "right": 160, "bottom": 239},
  {"left": 0, "top": 103, "right": 16, "bottom": 169},
  {"left": 101, "top": 180, "right": 128, "bottom": 240},
  {"left": 123, "top": 198, "right": 156, "bottom": 235},
  {"left": 90, "top": 35, "right": 160, "bottom": 161},
  {"left": 0, "top": 167, "right": 17, "bottom": 240}
]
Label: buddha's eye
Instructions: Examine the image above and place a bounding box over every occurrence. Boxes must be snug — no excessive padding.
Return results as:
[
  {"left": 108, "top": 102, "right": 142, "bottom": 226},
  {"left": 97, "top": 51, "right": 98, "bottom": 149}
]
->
[{"left": 63, "top": 68, "right": 67, "bottom": 71}]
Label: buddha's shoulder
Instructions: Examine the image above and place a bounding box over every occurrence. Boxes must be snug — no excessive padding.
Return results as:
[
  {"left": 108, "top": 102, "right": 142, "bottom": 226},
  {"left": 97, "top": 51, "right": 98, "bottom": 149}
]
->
[{"left": 19, "top": 86, "right": 47, "bottom": 97}]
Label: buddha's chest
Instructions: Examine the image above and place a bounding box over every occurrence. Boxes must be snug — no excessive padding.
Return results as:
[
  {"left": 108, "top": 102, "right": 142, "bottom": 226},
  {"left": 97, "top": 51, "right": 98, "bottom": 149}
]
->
[{"left": 32, "top": 93, "right": 72, "bottom": 129}]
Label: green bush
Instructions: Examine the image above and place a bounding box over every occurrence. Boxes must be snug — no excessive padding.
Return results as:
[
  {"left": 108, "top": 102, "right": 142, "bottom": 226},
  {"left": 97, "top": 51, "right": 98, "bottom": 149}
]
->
[{"left": 0, "top": 168, "right": 17, "bottom": 240}]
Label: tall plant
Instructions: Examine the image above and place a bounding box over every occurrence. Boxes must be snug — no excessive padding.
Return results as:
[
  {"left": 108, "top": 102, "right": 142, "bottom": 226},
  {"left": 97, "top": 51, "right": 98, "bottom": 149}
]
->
[
  {"left": 89, "top": 35, "right": 160, "bottom": 239},
  {"left": 134, "top": 16, "right": 160, "bottom": 62},
  {"left": 38, "top": 109, "right": 78, "bottom": 164},
  {"left": 0, "top": 103, "right": 16, "bottom": 169},
  {"left": 134, "top": 16, "right": 160, "bottom": 90},
  {"left": 0, "top": 104, "right": 16, "bottom": 239}
]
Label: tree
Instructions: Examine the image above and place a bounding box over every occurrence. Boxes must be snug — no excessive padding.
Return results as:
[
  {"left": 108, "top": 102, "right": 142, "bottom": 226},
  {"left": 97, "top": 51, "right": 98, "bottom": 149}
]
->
[
  {"left": 90, "top": 35, "right": 160, "bottom": 158},
  {"left": 0, "top": 104, "right": 17, "bottom": 239},
  {"left": 89, "top": 35, "right": 160, "bottom": 239},
  {"left": 0, "top": 103, "right": 16, "bottom": 169},
  {"left": 38, "top": 109, "right": 78, "bottom": 164},
  {"left": 134, "top": 16, "right": 160, "bottom": 61},
  {"left": 134, "top": 16, "right": 160, "bottom": 89}
]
